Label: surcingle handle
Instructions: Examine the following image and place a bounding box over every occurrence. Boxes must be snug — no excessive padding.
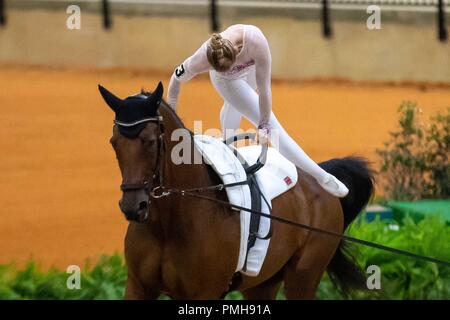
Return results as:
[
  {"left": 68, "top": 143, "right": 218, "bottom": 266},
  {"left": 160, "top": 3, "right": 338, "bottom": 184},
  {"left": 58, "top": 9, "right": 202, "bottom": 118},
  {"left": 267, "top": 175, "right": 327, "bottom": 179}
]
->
[{"left": 245, "top": 144, "right": 268, "bottom": 175}]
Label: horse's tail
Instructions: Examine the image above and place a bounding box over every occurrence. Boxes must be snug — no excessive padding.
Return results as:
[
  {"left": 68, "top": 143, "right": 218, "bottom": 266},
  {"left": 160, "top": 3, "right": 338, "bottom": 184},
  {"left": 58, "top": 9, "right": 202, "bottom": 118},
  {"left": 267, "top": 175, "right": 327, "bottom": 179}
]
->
[{"left": 319, "top": 156, "right": 375, "bottom": 295}]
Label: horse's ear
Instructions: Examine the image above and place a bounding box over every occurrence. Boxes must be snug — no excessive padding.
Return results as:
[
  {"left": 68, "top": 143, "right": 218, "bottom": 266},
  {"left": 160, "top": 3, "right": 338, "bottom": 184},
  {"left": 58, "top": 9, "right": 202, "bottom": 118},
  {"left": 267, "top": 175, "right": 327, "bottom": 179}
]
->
[
  {"left": 98, "top": 85, "right": 122, "bottom": 112},
  {"left": 147, "top": 82, "right": 164, "bottom": 108}
]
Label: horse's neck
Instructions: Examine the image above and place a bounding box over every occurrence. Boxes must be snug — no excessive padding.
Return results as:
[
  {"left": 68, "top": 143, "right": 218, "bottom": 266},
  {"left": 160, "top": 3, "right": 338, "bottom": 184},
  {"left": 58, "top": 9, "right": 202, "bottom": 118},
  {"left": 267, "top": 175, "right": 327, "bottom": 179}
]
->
[
  {"left": 156, "top": 105, "right": 238, "bottom": 263},
  {"left": 158, "top": 104, "right": 208, "bottom": 187}
]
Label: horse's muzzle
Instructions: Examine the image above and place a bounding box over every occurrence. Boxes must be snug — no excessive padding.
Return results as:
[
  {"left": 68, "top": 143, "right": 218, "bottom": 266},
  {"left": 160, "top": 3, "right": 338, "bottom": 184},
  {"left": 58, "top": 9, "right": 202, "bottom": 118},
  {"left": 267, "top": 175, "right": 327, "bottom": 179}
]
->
[{"left": 119, "top": 189, "right": 150, "bottom": 223}]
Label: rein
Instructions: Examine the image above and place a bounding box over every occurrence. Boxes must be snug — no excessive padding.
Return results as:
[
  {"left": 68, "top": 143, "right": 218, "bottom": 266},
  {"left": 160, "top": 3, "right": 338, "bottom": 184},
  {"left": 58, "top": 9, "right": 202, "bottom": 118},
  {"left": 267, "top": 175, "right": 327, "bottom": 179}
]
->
[
  {"left": 118, "top": 115, "right": 450, "bottom": 269},
  {"left": 153, "top": 185, "right": 450, "bottom": 268}
]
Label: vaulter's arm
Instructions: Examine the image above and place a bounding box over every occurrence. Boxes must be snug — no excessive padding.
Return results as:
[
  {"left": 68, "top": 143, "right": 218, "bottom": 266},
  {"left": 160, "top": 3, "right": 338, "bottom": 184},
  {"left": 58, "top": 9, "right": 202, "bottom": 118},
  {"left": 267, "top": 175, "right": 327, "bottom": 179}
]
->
[
  {"left": 253, "top": 28, "right": 273, "bottom": 128},
  {"left": 167, "top": 44, "right": 210, "bottom": 111}
]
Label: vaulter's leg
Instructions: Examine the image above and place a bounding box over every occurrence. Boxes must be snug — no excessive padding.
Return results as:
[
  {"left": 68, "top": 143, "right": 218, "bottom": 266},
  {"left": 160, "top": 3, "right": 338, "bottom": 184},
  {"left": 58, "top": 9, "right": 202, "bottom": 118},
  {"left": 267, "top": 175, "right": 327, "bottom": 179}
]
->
[
  {"left": 209, "top": 71, "right": 348, "bottom": 198},
  {"left": 220, "top": 102, "right": 242, "bottom": 140}
]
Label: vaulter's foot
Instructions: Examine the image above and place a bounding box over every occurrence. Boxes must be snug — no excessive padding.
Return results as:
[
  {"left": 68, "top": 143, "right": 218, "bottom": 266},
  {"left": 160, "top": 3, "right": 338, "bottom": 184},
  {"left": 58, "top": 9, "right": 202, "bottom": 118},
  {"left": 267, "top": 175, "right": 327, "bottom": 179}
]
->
[{"left": 318, "top": 174, "right": 349, "bottom": 198}]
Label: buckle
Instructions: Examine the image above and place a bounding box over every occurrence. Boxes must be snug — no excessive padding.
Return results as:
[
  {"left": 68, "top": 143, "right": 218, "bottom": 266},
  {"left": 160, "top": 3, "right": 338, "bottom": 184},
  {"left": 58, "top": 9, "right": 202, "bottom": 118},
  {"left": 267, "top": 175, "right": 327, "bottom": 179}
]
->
[{"left": 150, "top": 186, "right": 170, "bottom": 198}]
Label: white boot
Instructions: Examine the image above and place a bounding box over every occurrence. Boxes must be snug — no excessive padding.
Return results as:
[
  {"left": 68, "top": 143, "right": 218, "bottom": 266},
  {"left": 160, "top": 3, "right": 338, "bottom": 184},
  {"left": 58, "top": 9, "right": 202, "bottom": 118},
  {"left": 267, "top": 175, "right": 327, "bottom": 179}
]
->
[{"left": 318, "top": 174, "right": 349, "bottom": 198}]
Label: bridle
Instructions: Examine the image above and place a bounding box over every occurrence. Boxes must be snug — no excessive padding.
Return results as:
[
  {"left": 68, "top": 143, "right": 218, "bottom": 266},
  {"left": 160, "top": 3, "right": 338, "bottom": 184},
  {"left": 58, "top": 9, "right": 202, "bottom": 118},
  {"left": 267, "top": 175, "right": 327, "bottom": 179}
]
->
[{"left": 117, "top": 115, "right": 167, "bottom": 198}]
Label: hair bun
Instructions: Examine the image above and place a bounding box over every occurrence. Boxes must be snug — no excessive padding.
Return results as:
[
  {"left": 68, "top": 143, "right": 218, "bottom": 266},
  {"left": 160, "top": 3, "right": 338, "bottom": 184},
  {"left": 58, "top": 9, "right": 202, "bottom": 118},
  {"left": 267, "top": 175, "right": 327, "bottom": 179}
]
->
[
  {"left": 206, "top": 32, "right": 236, "bottom": 72},
  {"left": 210, "top": 33, "right": 223, "bottom": 51}
]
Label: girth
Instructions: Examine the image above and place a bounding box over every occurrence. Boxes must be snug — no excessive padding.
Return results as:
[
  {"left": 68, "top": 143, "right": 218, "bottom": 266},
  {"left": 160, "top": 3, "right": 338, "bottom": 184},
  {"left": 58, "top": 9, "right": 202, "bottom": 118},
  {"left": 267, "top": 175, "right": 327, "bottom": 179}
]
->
[{"left": 224, "top": 135, "right": 273, "bottom": 273}]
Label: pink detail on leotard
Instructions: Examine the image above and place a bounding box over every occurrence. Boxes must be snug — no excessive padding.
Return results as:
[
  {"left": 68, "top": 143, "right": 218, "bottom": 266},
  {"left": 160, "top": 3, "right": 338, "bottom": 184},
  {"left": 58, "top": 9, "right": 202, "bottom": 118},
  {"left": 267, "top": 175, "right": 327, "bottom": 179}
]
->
[{"left": 225, "top": 59, "right": 255, "bottom": 76}]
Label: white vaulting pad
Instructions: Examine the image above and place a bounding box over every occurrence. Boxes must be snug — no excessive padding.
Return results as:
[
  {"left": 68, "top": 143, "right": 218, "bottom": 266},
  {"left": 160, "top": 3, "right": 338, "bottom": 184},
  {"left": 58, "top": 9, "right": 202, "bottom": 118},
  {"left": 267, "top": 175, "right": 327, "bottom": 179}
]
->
[{"left": 193, "top": 135, "right": 298, "bottom": 276}]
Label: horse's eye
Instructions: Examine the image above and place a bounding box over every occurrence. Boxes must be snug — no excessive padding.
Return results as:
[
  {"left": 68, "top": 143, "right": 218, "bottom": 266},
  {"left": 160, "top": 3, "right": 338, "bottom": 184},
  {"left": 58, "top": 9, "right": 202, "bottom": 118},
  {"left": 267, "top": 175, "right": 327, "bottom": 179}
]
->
[{"left": 142, "top": 139, "right": 156, "bottom": 149}]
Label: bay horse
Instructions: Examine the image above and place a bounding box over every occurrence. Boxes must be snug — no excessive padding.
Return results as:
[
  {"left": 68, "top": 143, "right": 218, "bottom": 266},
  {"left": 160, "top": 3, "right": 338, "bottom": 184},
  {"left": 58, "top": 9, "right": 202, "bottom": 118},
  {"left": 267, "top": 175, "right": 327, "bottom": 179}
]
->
[{"left": 98, "top": 82, "right": 375, "bottom": 299}]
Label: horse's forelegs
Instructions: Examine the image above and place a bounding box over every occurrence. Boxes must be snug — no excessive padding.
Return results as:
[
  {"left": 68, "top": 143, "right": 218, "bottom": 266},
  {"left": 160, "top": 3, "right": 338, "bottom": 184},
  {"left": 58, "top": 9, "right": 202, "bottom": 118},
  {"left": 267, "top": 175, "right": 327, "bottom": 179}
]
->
[{"left": 124, "top": 270, "right": 161, "bottom": 300}]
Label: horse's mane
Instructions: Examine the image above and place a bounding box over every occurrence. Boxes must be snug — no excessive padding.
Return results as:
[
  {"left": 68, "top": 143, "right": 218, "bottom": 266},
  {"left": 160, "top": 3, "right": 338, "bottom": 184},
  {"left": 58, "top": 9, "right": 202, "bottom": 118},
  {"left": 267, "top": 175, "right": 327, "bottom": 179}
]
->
[{"left": 159, "top": 99, "right": 194, "bottom": 136}]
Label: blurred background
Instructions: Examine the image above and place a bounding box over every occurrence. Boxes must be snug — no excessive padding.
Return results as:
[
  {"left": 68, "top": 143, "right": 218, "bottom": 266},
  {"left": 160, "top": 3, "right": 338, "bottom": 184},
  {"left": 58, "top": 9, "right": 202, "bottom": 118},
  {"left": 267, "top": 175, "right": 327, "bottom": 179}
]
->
[{"left": 0, "top": 0, "right": 448, "bottom": 299}]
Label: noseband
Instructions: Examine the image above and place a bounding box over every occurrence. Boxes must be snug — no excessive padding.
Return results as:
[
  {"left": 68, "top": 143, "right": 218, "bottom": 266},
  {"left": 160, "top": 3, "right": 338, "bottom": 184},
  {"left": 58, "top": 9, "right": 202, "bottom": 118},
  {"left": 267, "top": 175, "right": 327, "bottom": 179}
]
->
[{"left": 117, "top": 115, "right": 165, "bottom": 195}]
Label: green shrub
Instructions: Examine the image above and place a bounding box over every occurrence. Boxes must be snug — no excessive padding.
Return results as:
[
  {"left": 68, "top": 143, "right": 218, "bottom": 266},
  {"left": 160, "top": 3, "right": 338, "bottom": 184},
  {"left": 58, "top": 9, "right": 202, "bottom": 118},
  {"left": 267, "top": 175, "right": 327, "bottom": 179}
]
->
[
  {"left": 376, "top": 102, "right": 449, "bottom": 200},
  {"left": 0, "top": 217, "right": 448, "bottom": 300},
  {"left": 425, "top": 110, "right": 450, "bottom": 197},
  {"left": 0, "top": 254, "right": 126, "bottom": 300},
  {"left": 327, "top": 215, "right": 450, "bottom": 300}
]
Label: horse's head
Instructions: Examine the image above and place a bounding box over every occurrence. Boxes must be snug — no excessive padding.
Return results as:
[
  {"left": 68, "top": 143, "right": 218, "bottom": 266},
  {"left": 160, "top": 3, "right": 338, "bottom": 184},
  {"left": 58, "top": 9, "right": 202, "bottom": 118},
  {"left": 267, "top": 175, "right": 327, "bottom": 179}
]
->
[{"left": 98, "top": 82, "right": 164, "bottom": 223}]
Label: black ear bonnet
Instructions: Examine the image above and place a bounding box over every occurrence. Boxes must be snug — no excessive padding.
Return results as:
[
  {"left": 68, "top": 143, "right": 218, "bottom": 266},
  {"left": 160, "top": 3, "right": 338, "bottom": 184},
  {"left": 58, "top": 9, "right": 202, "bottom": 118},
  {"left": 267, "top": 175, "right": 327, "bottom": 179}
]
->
[{"left": 98, "top": 82, "right": 164, "bottom": 138}]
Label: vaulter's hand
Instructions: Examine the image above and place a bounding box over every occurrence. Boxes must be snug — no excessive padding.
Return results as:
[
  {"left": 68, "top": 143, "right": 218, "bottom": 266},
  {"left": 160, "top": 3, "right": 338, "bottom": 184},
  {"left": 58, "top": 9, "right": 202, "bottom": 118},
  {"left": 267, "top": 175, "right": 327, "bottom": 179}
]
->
[{"left": 256, "top": 123, "right": 270, "bottom": 147}]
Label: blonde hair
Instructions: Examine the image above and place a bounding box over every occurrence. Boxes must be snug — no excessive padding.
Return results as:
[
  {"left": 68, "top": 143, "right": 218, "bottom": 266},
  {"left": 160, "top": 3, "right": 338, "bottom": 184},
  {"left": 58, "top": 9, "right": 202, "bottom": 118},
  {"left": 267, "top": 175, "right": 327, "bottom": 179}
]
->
[{"left": 206, "top": 33, "right": 236, "bottom": 72}]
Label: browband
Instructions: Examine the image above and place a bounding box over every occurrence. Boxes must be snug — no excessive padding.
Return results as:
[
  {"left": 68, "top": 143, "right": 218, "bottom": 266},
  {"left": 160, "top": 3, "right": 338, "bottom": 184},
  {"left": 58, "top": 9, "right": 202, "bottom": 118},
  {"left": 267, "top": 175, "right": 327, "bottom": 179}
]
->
[{"left": 114, "top": 116, "right": 163, "bottom": 127}]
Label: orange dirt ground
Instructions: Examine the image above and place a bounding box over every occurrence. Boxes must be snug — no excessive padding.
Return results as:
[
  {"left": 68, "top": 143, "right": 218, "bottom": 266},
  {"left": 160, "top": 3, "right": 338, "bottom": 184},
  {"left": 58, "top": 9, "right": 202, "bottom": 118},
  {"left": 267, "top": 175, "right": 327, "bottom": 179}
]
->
[{"left": 0, "top": 65, "right": 449, "bottom": 269}]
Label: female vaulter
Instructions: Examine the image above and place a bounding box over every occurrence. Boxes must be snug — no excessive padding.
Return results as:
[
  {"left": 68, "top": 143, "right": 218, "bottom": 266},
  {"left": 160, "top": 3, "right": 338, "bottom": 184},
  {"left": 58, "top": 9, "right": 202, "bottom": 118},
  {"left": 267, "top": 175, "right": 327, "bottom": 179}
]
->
[{"left": 167, "top": 24, "right": 349, "bottom": 198}]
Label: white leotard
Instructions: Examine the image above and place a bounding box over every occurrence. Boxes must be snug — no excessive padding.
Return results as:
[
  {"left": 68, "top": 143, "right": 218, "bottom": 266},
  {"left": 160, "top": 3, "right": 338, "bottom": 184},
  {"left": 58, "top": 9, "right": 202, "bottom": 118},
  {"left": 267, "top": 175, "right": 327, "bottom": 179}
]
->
[
  {"left": 168, "top": 24, "right": 272, "bottom": 125},
  {"left": 166, "top": 24, "right": 349, "bottom": 197}
]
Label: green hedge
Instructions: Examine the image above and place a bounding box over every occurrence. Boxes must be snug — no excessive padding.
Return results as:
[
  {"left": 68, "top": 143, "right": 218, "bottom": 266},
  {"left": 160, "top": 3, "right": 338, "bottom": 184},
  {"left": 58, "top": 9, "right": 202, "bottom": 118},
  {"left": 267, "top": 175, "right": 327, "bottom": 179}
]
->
[
  {"left": 0, "top": 216, "right": 449, "bottom": 300},
  {"left": 0, "top": 255, "right": 126, "bottom": 300},
  {"left": 334, "top": 215, "right": 450, "bottom": 299}
]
